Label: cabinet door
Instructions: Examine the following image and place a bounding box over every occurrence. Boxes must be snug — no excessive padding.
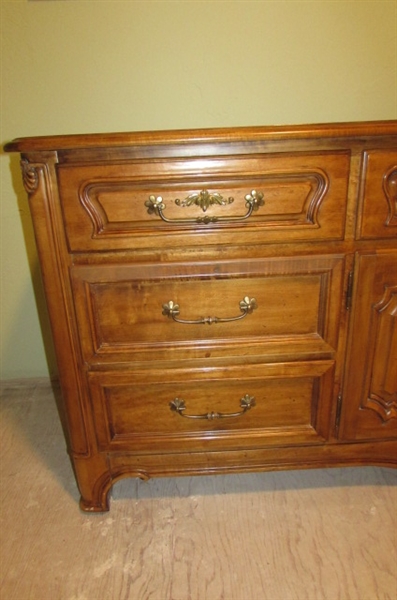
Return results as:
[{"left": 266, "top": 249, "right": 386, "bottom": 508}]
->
[{"left": 340, "top": 252, "right": 397, "bottom": 440}]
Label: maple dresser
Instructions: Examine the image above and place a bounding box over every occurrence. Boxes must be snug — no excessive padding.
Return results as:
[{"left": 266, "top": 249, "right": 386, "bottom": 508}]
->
[{"left": 5, "top": 121, "right": 397, "bottom": 511}]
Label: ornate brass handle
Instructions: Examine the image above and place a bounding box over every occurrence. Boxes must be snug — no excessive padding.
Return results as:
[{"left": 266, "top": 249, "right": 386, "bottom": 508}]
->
[
  {"left": 162, "top": 296, "right": 258, "bottom": 325},
  {"left": 170, "top": 394, "right": 256, "bottom": 420},
  {"left": 145, "top": 189, "right": 264, "bottom": 224}
]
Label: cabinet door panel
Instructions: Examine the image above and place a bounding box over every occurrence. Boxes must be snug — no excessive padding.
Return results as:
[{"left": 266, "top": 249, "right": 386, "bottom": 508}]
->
[{"left": 340, "top": 252, "right": 397, "bottom": 440}]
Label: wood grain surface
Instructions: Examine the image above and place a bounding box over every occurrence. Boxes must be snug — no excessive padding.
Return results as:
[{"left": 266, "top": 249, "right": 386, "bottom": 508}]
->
[{"left": 1, "top": 379, "right": 396, "bottom": 600}]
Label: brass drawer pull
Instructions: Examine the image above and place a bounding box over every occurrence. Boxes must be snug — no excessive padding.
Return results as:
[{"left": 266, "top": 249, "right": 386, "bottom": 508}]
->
[
  {"left": 145, "top": 189, "right": 264, "bottom": 225},
  {"left": 170, "top": 394, "right": 256, "bottom": 420},
  {"left": 162, "top": 296, "right": 258, "bottom": 325}
]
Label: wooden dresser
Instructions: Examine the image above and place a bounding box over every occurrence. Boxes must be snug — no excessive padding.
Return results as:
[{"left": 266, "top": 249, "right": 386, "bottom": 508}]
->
[{"left": 5, "top": 122, "right": 397, "bottom": 511}]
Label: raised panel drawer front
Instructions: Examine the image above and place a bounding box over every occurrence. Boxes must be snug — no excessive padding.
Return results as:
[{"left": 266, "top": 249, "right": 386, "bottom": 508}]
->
[
  {"left": 88, "top": 361, "right": 335, "bottom": 452},
  {"left": 357, "top": 150, "right": 397, "bottom": 239},
  {"left": 71, "top": 255, "right": 344, "bottom": 365},
  {"left": 57, "top": 152, "right": 350, "bottom": 251}
]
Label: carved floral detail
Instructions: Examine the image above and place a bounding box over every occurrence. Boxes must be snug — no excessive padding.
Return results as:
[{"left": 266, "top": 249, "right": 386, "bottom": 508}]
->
[{"left": 20, "top": 159, "right": 39, "bottom": 194}]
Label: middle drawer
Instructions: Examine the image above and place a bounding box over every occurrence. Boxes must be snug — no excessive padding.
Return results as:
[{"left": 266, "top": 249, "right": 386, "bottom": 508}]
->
[{"left": 71, "top": 255, "right": 344, "bottom": 365}]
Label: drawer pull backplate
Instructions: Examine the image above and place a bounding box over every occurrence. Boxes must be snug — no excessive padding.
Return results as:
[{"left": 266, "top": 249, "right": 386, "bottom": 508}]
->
[
  {"left": 162, "top": 296, "right": 258, "bottom": 325},
  {"left": 170, "top": 394, "right": 256, "bottom": 420},
  {"left": 145, "top": 189, "right": 264, "bottom": 224}
]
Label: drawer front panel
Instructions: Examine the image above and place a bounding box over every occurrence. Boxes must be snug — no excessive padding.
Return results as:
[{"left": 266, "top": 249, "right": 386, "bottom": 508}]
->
[
  {"left": 357, "top": 150, "right": 397, "bottom": 239},
  {"left": 71, "top": 256, "right": 344, "bottom": 364},
  {"left": 88, "top": 361, "right": 335, "bottom": 452},
  {"left": 58, "top": 152, "right": 350, "bottom": 250}
]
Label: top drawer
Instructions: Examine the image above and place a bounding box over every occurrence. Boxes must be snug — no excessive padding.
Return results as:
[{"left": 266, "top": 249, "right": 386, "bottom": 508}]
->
[
  {"left": 57, "top": 152, "right": 350, "bottom": 251},
  {"left": 357, "top": 150, "right": 397, "bottom": 239}
]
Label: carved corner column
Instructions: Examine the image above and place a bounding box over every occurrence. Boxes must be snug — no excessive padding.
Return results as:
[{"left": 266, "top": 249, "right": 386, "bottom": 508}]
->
[{"left": 19, "top": 154, "right": 93, "bottom": 460}]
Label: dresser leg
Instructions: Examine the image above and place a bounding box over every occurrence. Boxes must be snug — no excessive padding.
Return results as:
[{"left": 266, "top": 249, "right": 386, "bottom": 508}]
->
[
  {"left": 79, "top": 495, "right": 110, "bottom": 513},
  {"left": 72, "top": 454, "right": 112, "bottom": 512}
]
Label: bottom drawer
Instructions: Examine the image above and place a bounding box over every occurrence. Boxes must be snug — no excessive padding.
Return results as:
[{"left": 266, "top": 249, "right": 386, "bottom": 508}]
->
[{"left": 88, "top": 361, "right": 335, "bottom": 452}]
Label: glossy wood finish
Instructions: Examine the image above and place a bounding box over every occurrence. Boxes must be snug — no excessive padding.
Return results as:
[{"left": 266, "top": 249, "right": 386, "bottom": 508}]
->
[
  {"left": 357, "top": 151, "right": 397, "bottom": 238},
  {"left": 340, "top": 251, "right": 397, "bottom": 440},
  {"left": 70, "top": 255, "right": 343, "bottom": 364},
  {"left": 88, "top": 360, "right": 335, "bottom": 453},
  {"left": 57, "top": 152, "right": 350, "bottom": 251},
  {"left": 5, "top": 121, "right": 397, "bottom": 511}
]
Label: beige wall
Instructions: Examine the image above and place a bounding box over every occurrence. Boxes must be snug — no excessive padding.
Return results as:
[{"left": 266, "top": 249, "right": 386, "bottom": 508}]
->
[{"left": 1, "top": 0, "right": 396, "bottom": 379}]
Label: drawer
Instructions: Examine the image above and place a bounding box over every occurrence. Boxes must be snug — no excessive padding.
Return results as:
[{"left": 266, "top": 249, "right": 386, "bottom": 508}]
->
[
  {"left": 357, "top": 150, "right": 397, "bottom": 239},
  {"left": 88, "top": 361, "right": 335, "bottom": 452},
  {"left": 70, "top": 256, "right": 344, "bottom": 365},
  {"left": 58, "top": 152, "right": 350, "bottom": 251}
]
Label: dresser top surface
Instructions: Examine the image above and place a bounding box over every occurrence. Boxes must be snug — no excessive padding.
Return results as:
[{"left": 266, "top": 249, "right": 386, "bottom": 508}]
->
[{"left": 4, "top": 120, "right": 397, "bottom": 154}]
